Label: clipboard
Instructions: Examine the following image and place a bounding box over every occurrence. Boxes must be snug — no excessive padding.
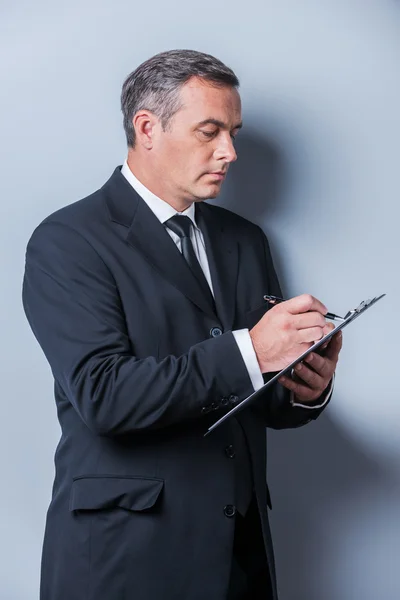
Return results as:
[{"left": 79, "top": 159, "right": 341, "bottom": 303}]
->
[{"left": 205, "top": 294, "right": 386, "bottom": 436}]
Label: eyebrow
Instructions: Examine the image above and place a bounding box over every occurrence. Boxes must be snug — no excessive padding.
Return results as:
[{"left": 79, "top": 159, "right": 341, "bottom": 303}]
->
[{"left": 197, "top": 118, "right": 243, "bottom": 131}]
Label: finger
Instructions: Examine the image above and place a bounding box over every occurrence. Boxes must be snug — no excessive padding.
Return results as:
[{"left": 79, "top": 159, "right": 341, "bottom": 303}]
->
[
  {"left": 323, "top": 322, "right": 335, "bottom": 335},
  {"left": 298, "top": 326, "right": 325, "bottom": 343},
  {"left": 319, "top": 324, "right": 337, "bottom": 351},
  {"left": 285, "top": 294, "right": 328, "bottom": 317},
  {"left": 311, "top": 323, "right": 336, "bottom": 355},
  {"left": 324, "top": 331, "right": 343, "bottom": 360},
  {"left": 292, "top": 362, "right": 326, "bottom": 390},
  {"left": 293, "top": 311, "right": 327, "bottom": 330},
  {"left": 278, "top": 374, "right": 321, "bottom": 402},
  {"left": 303, "top": 352, "right": 333, "bottom": 378}
]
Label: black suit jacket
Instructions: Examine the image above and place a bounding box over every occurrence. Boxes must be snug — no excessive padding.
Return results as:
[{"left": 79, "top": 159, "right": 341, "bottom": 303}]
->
[{"left": 22, "top": 167, "right": 329, "bottom": 600}]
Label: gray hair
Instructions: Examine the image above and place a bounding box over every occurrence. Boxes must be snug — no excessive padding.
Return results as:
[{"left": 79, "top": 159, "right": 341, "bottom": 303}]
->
[{"left": 120, "top": 49, "right": 240, "bottom": 148}]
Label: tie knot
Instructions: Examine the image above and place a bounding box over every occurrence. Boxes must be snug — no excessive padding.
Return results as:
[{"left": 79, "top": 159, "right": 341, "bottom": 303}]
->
[{"left": 165, "top": 215, "right": 193, "bottom": 239}]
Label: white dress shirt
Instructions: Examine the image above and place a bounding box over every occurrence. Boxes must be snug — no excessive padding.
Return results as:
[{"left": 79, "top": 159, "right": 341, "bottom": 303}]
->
[{"left": 121, "top": 160, "right": 332, "bottom": 409}]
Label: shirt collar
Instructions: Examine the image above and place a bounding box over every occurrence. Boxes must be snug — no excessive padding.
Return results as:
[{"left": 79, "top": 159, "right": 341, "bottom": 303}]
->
[{"left": 121, "top": 160, "right": 198, "bottom": 228}]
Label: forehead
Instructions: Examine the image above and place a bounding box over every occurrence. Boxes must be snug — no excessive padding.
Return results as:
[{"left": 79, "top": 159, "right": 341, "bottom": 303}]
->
[{"left": 177, "top": 77, "right": 242, "bottom": 123}]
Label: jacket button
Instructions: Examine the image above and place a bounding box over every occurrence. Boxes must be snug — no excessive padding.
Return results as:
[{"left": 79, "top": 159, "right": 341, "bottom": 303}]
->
[
  {"left": 224, "top": 505, "right": 236, "bottom": 518},
  {"left": 225, "top": 445, "right": 235, "bottom": 459},
  {"left": 220, "top": 397, "right": 229, "bottom": 407},
  {"left": 229, "top": 394, "right": 239, "bottom": 404},
  {"left": 210, "top": 327, "right": 223, "bottom": 337}
]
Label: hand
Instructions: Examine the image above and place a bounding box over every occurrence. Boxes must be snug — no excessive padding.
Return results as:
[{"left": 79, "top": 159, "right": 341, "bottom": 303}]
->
[
  {"left": 278, "top": 328, "right": 343, "bottom": 403},
  {"left": 249, "top": 294, "right": 333, "bottom": 373}
]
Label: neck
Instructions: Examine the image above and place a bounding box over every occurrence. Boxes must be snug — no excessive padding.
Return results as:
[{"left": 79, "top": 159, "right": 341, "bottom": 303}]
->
[{"left": 126, "top": 151, "right": 192, "bottom": 212}]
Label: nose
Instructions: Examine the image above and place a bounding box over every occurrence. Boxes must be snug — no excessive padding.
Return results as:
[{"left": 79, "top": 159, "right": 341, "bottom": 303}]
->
[{"left": 214, "top": 133, "right": 237, "bottom": 164}]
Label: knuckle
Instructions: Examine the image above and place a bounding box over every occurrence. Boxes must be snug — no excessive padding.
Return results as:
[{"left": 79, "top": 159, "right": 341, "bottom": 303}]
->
[
  {"left": 302, "top": 293, "right": 314, "bottom": 307},
  {"left": 319, "top": 314, "right": 327, "bottom": 327},
  {"left": 281, "top": 314, "right": 292, "bottom": 331}
]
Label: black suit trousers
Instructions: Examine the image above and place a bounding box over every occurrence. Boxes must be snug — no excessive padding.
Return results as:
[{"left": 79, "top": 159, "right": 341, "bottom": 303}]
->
[{"left": 227, "top": 496, "right": 273, "bottom": 600}]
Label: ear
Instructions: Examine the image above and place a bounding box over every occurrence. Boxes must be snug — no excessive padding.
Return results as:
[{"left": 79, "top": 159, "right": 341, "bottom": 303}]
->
[{"left": 132, "top": 110, "right": 158, "bottom": 149}]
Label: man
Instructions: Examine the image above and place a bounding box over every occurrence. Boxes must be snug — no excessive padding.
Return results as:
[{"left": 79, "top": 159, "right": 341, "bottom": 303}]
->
[{"left": 22, "top": 49, "right": 342, "bottom": 600}]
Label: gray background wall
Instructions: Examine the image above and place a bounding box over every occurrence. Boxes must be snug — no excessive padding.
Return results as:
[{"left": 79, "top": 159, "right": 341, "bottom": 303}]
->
[{"left": 1, "top": 0, "right": 399, "bottom": 598}]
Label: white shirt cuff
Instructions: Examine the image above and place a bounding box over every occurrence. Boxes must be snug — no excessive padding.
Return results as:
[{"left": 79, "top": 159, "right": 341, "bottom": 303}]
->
[
  {"left": 290, "top": 373, "right": 335, "bottom": 409},
  {"left": 232, "top": 329, "right": 264, "bottom": 391}
]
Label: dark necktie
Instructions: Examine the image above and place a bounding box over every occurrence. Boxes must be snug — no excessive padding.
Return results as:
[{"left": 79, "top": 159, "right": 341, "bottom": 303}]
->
[{"left": 165, "top": 215, "right": 215, "bottom": 308}]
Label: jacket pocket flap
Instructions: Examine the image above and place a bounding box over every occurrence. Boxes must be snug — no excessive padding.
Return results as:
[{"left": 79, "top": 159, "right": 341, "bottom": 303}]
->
[{"left": 69, "top": 476, "right": 164, "bottom": 512}]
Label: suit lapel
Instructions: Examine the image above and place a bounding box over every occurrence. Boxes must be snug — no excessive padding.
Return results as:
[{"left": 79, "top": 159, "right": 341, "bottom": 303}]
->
[
  {"left": 104, "top": 167, "right": 218, "bottom": 319},
  {"left": 127, "top": 201, "right": 219, "bottom": 318},
  {"left": 195, "top": 202, "right": 238, "bottom": 332}
]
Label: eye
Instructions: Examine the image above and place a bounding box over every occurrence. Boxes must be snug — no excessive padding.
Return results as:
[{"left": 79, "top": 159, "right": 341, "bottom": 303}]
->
[{"left": 200, "top": 130, "right": 217, "bottom": 138}]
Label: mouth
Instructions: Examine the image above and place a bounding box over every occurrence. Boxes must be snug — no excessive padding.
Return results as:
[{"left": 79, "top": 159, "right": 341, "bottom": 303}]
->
[{"left": 207, "top": 172, "right": 226, "bottom": 181}]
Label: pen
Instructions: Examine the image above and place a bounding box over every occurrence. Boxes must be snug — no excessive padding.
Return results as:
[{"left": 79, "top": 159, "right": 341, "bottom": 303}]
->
[{"left": 263, "top": 294, "right": 345, "bottom": 321}]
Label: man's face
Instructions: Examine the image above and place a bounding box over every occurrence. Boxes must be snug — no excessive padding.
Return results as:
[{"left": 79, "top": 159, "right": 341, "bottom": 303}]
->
[{"left": 150, "top": 77, "right": 242, "bottom": 204}]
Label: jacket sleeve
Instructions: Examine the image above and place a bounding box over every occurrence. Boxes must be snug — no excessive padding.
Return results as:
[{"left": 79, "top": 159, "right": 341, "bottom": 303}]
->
[
  {"left": 22, "top": 221, "right": 254, "bottom": 436},
  {"left": 253, "top": 226, "right": 332, "bottom": 429}
]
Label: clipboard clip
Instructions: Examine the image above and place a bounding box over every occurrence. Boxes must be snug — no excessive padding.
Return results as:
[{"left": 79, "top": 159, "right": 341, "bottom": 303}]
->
[{"left": 344, "top": 296, "right": 383, "bottom": 319}]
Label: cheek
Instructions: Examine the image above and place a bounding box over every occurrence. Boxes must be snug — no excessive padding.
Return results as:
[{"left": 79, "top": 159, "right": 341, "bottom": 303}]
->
[
  {"left": 157, "top": 143, "right": 186, "bottom": 176},
  {"left": 158, "top": 139, "right": 212, "bottom": 182},
  {"left": 175, "top": 150, "right": 208, "bottom": 179}
]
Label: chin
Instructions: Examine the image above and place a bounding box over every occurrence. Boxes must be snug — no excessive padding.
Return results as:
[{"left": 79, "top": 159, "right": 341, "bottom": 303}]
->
[
  {"left": 202, "top": 183, "right": 222, "bottom": 200},
  {"left": 207, "top": 190, "right": 220, "bottom": 199},
  {"left": 190, "top": 182, "right": 222, "bottom": 202}
]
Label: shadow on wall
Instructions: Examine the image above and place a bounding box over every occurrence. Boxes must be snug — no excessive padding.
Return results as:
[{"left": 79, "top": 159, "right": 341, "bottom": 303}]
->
[
  {"left": 217, "top": 131, "right": 389, "bottom": 600},
  {"left": 267, "top": 414, "right": 386, "bottom": 600},
  {"left": 217, "top": 129, "right": 290, "bottom": 280}
]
